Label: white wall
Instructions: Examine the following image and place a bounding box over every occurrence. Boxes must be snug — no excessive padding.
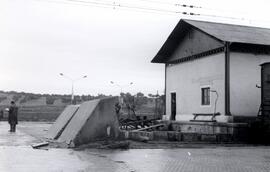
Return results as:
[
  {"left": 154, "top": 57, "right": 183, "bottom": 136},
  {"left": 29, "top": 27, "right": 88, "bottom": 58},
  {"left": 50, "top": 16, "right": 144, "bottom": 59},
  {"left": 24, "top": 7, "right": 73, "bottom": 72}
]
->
[
  {"left": 166, "top": 53, "right": 225, "bottom": 121},
  {"left": 230, "top": 52, "right": 270, "bottom": 116}
]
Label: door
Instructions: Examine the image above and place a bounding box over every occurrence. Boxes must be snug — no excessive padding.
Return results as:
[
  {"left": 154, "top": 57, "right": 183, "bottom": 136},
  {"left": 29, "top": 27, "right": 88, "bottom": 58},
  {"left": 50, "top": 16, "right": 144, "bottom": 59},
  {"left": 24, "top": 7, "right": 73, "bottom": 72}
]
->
[
  {"left": 261, "top": 63, "right": 270, "bottom": 116},
  {"left": 171, "top": 92, "right": 176, "bottom": 120}
]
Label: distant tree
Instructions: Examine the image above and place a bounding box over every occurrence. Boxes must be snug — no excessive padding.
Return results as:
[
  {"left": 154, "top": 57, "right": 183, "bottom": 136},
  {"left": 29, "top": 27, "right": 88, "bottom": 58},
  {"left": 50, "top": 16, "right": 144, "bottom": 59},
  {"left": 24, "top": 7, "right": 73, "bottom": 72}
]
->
[
  {"left": 135, "top": 93, "right": 147, "bottom": 108},
  {"left": 121, "top": 92, "right": 134, "bottom": 105},
  {"left": 61, "top": 97, "right": 71, "bottom": 104},
  {"left": 73, "top": 95, "right": 82, "bottom": 104},
  {"left": 81, "top": 95, "right": 93, "bottom": 101},
  {"left": 19, "top": 97, "right": 27, "bottom": 104},
  {"left": 136, "top": 92, "right": 144, "bottom": 97},
  {"left": 12, "top": 95, "right": 21, "bottom": 102},
  {"left": 46, "top": 96, "right": 57, "bottom": 105},
  {"left": 0, "top": 96, "right": 7, "bottom": 103},
  {"left": 96, "top": 94, "right": 108, "bottom": 99},
  {"left": 148, "top": 93, "right": 154, "bottom": 98}
]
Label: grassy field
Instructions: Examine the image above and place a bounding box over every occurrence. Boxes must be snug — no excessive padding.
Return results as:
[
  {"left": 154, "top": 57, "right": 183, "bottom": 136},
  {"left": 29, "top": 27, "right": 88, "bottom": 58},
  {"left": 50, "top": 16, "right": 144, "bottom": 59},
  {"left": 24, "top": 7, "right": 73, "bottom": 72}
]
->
[{"left": 0, "top": 105, "right": 65, "bottom": 122}]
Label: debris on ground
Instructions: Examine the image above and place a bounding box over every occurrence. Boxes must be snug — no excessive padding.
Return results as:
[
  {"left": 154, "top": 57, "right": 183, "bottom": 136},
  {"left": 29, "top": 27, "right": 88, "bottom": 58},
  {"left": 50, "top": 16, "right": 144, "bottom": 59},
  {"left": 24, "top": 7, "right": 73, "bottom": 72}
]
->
[
  {"left": 133, "top": 123, "right": 165, "bottom": 132},
  {"left": 31, "top": 141, "right": 49, "bottom": 149}
]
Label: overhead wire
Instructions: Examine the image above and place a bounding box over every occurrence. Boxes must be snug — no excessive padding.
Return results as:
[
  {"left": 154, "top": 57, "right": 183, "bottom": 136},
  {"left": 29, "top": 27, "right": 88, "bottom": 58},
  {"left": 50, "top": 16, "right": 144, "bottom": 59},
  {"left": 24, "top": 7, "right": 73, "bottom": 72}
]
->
[
  {"left": 34, "top": 0, "right": 115, "bottom": 10},
  {"left": 131, "top": 0, "right": 177, "bottom": 6},
  {"left": 31, "top": 0, "right": 259, "bottom": 22},
  {"left": 64, "top": 0, "right": 181, "bottom": 14},
  {"left": 132, "top": 0, "right": 202, "bottom": 8},
  {"left": 33, "top": 0, "right": 200, "bottom": 15}
]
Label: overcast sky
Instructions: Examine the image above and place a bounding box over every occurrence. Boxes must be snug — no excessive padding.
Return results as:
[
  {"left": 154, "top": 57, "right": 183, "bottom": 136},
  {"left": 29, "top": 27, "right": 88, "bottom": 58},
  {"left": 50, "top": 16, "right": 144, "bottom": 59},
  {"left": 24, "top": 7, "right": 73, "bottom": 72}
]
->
[{"left": 1, "top": 0, "right": 270, "bottom": 96}]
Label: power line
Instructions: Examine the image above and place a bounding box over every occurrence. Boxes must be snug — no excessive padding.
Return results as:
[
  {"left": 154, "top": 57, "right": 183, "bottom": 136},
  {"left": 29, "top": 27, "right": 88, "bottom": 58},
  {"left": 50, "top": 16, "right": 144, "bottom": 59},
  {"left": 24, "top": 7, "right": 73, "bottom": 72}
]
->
[
  {"left": 35, "top": 0, "right": 199, "bottom": 15},
  {"left": 34, "top": 0, "right": 114, "bottom": 9},
  {"left": 175, "top": 4, "right": 201, "bottom": 8},
  {"left": 133, "top": 0, "right": 177, "bottom": 6},
  {"left": 32, "top": 0, "right": 256, "bottom": 22},
  {"left": 33, "top": 0, "right": 179, "bottom": 17},
  {"left": 134, "top": 0, "right": 203, "bottom": 9},
  {"left": 64, "top": 0, "right": 180, "bottom": 14},
  {"left": 135, "top": 0, "right": 250, "bottom": 20},
  {"left": 65, "top": 0, "right": 119, "bottom": 8}
]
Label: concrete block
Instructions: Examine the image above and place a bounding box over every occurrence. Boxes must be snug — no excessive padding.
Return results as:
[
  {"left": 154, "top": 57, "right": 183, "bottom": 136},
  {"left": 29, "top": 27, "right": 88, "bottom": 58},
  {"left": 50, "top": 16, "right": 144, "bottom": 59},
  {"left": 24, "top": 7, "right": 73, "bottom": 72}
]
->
[
  {"left": 182, "top": 133, "right": 199, "bottom": 142},
  {"left": 118, "top": 131, "right": 129, "bottom": 140},
  {"left": 171, "top": 123, "right": 181, "bottom": 131},
  {"left": 129, "top": 131, "right": 154, "bottom": 141},
  {"left": 199, "top": 126, "right": 215, "bottom": 134},
  {"left": 129, "top": 131, "right": 139, "bottom": 140},
  {"left": 181, "top": 125, "right": 195, "bottom": 133},
  {"left": 130, "top": 132, "right": 150, "bottom": 142},
  {"left": 201, "top": 134, "right": 217, "bottom": 142},
  {"left": 175, "top": 132, "right": 182, "bottom": 141},
  {"left": 227, "top": 127, "right": 234, "bottom": 135},
  {"left": 46, "top": 105, "right": 79, "bottom": 139},
  {"left": 217, "top": 134, "right": 233, "bottom": 142},
  {"left": 58, "top": 97, "right": 119, "bottom": 146},
  {"left": 140, "top": 131, "right": 154, "bottom": 140},
  {"left": 167, "top": 131, "right": 182, "bottom": 141},
  {"left": 214, "top": 126, "right": 228, "bottom": 134},
  {"left": 153, "top": 131, "right": 168, "bottom": 141}
]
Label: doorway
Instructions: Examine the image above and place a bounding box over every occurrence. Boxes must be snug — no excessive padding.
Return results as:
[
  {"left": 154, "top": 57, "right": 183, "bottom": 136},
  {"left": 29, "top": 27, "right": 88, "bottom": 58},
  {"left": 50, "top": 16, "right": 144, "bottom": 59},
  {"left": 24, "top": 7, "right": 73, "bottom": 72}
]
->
[
  {"left": 261, "top": 63, "right": 270, "bottom": 116},
  {"left": 171, "top": 92, "right": 176, "bottom": 120}
]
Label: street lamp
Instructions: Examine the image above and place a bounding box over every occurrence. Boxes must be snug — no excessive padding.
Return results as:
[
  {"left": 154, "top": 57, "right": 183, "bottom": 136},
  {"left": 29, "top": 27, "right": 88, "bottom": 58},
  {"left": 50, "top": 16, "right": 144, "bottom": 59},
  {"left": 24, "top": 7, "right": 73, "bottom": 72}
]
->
[
  {"left": 60, "top": 73, "right": 87, "bottom": 104},
  {"left": 110, "top": 81, "right": 133, "bottom": 94},
  {"left": 110, "top": 81, "right": 133, "bottom": 106}
]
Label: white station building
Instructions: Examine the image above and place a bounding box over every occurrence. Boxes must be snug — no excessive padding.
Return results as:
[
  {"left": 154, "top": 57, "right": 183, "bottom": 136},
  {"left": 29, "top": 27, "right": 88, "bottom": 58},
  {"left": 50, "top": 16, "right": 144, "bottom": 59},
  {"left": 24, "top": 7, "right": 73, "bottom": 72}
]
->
[{"left": 152, "top": 19, "right": 270, "bottom": 122}]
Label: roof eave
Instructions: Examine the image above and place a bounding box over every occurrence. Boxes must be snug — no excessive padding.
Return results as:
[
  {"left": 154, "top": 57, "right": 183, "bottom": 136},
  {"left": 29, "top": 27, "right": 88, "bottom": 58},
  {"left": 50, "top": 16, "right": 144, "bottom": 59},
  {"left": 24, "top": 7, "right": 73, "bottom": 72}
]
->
[
  {"left": 150, "top": 20, "right": 190, "bottom": 64},
  {"left": 151, "top": 54, "right": 167, "bottom": 63}
]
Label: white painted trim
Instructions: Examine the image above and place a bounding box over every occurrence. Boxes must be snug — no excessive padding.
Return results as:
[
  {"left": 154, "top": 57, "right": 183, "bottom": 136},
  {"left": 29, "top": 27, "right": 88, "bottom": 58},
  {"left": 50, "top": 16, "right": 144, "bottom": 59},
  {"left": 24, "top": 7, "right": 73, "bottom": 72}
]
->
[{"left": 200, "top": 85, "right": 211, "bottom": 108}]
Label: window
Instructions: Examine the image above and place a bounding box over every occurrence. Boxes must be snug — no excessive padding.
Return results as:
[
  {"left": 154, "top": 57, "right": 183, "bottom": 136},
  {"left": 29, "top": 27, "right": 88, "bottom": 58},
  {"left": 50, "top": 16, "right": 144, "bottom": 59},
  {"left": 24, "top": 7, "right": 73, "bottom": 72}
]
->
[
  {"left": 201, "top": 87, "right": 210, "bottom": 105},
  {"left": 267, "top": 74, "right": 270, "bottom": 83}
]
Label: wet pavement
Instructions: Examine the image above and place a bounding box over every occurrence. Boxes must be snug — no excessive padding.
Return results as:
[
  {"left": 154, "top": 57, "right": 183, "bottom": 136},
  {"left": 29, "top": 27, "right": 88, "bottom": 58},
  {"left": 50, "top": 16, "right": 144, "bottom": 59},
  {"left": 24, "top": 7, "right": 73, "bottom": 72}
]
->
[{"left": 0, "top": 122, "right": 270, "bottom": 172}]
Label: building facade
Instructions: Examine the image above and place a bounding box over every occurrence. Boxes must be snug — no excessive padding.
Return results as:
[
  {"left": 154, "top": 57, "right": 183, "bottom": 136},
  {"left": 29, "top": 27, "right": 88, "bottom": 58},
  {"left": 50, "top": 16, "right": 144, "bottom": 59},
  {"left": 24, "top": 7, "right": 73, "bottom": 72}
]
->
[{"left": 152, "top": 19, "right": 270, "bottom": 122}]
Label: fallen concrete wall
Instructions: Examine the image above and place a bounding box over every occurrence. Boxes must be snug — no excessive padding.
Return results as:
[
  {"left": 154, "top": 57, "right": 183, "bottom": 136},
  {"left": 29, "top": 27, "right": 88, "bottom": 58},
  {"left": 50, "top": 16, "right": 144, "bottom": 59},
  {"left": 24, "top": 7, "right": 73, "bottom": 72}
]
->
[
  {"left": 58, "top": 97, "right": 119, "bottom": 146},
  {"left": 46, "top": 105, "right": 79, "bottom": 139}
]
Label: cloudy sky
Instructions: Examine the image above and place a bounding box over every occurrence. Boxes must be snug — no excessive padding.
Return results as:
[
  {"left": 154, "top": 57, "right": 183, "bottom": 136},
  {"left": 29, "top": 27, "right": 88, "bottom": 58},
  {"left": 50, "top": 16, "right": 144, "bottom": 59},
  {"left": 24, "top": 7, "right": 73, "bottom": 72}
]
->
[{"left": 1, "top": 0, "right": 270, "bottom": 96}]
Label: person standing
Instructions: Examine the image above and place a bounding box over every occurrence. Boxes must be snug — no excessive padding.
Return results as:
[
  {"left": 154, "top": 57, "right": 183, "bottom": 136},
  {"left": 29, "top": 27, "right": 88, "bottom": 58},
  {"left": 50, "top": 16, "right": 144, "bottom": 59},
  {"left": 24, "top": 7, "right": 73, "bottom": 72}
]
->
[
  {"left": 8, "top": 101, "right": 18, "bottom": 132},
  {"left": 0, "top": 109, "right": 3, "bottom": 120}
]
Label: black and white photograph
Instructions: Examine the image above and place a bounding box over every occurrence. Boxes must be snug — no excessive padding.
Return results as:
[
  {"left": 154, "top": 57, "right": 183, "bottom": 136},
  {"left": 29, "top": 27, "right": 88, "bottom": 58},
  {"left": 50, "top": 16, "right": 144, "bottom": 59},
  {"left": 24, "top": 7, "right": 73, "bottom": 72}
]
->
[{"left": 1, "top": 0, "right": 270, "bottom": 171}]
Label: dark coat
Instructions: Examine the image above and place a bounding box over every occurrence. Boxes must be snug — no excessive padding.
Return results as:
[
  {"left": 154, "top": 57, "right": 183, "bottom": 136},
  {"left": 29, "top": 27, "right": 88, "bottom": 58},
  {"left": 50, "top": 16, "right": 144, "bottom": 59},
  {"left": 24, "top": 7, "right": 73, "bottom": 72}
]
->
[{"left": 8, "top": 105, "right": 18, "bottom": 125}]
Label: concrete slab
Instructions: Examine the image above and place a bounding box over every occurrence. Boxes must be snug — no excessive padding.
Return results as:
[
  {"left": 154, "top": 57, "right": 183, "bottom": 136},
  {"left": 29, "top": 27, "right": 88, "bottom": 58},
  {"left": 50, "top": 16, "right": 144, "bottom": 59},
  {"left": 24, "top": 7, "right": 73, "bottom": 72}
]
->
[
  {"left": 58, "top": 97, "right": 119, "bottom": 146},
  {"left": 46, "top": 105, "right": 79, "bottom": 139}
]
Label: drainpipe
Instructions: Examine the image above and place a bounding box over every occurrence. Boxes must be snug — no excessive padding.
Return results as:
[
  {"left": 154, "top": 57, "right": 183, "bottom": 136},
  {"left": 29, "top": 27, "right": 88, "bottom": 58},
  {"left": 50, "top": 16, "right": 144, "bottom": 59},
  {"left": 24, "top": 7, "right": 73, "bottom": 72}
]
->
[
  {"left": 164, "top": 63, "right": 167, "bottom": 117},
  {"left": 225, "top": 42, "right": 231, "bottom": 116},
  {"left": 211, "top": 90, "right": 219, "bottom": 115}
]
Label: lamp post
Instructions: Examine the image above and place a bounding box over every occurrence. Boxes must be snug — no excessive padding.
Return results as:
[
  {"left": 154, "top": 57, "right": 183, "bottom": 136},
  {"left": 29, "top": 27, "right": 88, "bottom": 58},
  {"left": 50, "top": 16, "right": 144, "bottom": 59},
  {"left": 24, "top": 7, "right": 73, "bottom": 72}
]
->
[
  {"left": 110, "top": 81, "right": 133, "bottom": 95},
  {"left": 110, "top": 81, "right": 133, "bottom": 105},
  {"left": 60, "top": 73, "right": 87, "bottom": 104}
]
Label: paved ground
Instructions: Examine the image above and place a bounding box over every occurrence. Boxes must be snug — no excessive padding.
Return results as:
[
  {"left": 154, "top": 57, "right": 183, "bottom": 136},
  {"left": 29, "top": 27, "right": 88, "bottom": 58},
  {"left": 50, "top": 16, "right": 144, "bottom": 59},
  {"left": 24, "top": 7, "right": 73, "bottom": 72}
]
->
[{"left": 0, "top": 122, "right": 270, "bottom": 172}]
